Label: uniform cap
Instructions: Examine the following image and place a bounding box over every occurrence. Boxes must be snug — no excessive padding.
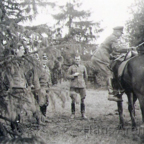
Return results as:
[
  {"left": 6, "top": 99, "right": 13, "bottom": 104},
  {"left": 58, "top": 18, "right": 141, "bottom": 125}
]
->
[{"left": 113, "top": 26, "right": 124, "bottom": 31}]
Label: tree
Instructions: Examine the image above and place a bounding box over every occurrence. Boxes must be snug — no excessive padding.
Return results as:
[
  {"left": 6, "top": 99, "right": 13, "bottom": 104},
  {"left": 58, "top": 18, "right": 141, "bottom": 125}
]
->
[
  {"left": 126, "top": 0, "right": 144, "bottom": 46},
  {"left": 0, "top": 0, "right": 55, "bottom": 52},
  {"left": 52, "top": 0, "right": 103, "bottom": 44},
  {"left": 0, "top": 0, "right": 56, "bottom": 137}
]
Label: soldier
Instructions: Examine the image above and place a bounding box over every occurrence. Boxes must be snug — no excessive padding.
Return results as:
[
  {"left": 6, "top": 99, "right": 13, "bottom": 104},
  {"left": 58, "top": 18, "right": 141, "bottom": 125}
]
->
[
  {"left": 30, "top": 52, "right": 51, "bottom": 118},
  {"left": 38, "top": 59, "right": 51, "bottom": 117},
  {"left": 23, "top": 50, "right": 48, "bottom": 123},
  {"left": 91, "top": 26, "right": 134, "bottom": 102},
  {"left": 67, "top": 54, "right": 88, "bottom": 119},
  {"left": 3, "top": 43, "right": 44, "bottom": 133}
]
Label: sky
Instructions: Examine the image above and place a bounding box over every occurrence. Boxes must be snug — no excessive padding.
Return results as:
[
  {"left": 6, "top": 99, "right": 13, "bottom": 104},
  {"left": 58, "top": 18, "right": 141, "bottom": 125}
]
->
[{"left": 23, "top": 0, "right": 135, "bottom": 43}]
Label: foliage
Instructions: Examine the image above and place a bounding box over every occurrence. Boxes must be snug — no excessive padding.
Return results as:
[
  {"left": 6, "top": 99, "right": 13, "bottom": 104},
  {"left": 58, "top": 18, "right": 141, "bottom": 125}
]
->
[
  {"left": 0, "top": 0, "right": 55, "bottom": 53},
  {"left": 0, "top": 0, "right": 57, "bottom": 138},
  {"left": 52, "top": 0, "right": 103, "bottom": 44},
  {"left": 126, "top": 0, "right": 144, "bottom": 46}
]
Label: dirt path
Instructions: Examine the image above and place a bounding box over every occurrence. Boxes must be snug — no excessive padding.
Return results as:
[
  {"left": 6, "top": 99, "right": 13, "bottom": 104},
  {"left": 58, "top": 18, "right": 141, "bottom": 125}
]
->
[{"left": 27, "top": 89, "right": 144, "bottom": 144}]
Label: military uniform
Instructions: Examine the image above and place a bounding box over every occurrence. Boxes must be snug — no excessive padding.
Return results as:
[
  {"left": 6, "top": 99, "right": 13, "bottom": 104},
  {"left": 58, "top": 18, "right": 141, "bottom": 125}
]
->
[
  {"left": 4, "top": 60, "right": 27, "bottom": 122},
  {"left": 38, "top": 63, "right": 51, "bottom": 117},
  {"left": 91, "top": 28, "right": 127, "bottom": 78},
  {"left": 3, "top": 57, "right": 42, "bottom": 132},
  {"left": 67, "top": 63, "right": 88, "bottom": 119},
  {"left": 19, "top": 55, "right": 44, "bottom": 124},
  {"left": 91, "top": 26, "right": 131, "bottom": 102}
]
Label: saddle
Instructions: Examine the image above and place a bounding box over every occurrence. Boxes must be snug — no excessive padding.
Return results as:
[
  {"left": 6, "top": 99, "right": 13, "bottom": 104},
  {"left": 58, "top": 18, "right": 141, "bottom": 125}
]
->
[
  {"left": 110, "top": 50, "right": 138, "bottom": 77},
  {"left": 110, "top": 51, "right": 138, "bottom": 94},
  {"left": 118, "top": 50, "right": 138, "bottom": 77}
]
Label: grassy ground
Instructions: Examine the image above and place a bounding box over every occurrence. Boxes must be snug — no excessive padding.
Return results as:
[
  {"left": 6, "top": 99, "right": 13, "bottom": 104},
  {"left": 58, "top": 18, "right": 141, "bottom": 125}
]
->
[{"left": 24, "top": 84, "right": 144, "bottom": 144}]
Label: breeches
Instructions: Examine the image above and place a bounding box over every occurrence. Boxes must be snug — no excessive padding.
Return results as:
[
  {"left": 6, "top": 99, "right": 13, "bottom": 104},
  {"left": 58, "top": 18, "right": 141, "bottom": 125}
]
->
[
  {"left": 36, "top": 88, "right": 49, "bottom": 107},
  {"left": 70, "top": 87, "right": 86, "bottom": 102},
  {"left": 91, "top": 56, "right": 112, "bottom": 79}
]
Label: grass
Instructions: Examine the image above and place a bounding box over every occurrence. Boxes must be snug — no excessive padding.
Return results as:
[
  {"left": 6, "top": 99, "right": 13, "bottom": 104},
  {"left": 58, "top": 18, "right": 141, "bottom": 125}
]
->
[{"left": 18, "top": 81, "right": 143, "bottom": 144}]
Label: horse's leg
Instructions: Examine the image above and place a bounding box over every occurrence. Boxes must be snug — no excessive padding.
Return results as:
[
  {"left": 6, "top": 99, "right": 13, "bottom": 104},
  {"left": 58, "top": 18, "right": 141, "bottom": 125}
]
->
[
  {"left": 117, "top": 94, "right": 124, "bottom": 129},
  {"left": 133, "top": 93, "right": 137, "bottom": 117},
  {"left": 136, "top": 93, "right": 144, "bottom": 127},
  {"left": 127, "top": 92, "right": 137, "bottom": 129}
]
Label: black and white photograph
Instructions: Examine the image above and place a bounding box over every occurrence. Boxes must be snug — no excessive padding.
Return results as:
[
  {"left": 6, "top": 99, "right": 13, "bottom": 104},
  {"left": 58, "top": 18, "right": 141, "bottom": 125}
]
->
[{"left": 0, "top": 0, "right": 144, "bottom": 144}]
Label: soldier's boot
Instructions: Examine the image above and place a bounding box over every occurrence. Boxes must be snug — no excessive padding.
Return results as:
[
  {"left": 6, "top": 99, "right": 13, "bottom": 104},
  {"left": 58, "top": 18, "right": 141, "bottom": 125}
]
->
[
  {"left": 43, "top": 105, "right": 47, "bottom": 117},
  {"left": 81, "top": 103, "right": 87, "bottom": 120},
  {"left": 107, "top": 78, "right": 122, "bottom": 102},
  {"left": 40, "top": 105, "right": 52, "bottom": 123},
  {"left": 40, "top": 105, "right": 47, "bottom": 117},
  {"left": 70, "top": 103, "right": 75, "bottom": 119},
  {"left": 34, "top": 112, "right": 46, "bottom": 126}
]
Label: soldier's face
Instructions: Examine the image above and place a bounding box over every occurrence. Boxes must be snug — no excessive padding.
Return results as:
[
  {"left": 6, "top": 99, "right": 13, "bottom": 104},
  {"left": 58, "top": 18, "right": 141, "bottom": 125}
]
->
[
  {"left": 116, "top": 30, "right": 123, "bottom": 38},
  {"left": 75, "top": 56, "right": 81, "bottom": 65},
  {"left": 34, "top": 53, "right": 40, "bottom": 61}
]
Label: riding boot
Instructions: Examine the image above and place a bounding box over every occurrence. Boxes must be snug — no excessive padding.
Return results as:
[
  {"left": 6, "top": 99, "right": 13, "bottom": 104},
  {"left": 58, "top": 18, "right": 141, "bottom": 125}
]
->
[
  {"left": 34, "top": 112, "right": 46, "bottom": 125},
  {"left": 40, "top": 105, "right": 47, "bottom": 117},
  {"left": 81, "top": 103, "right": 87, "bottom": 119},
  {"left": 42, "top": 105, "right": 47, "bottom": 117},
  {"left": 107, "top": 78, "right": 122, "bottom": 102},
  {"left": 70, "top": 103, "right": 75, "bottom": 119},
  {"left": 40, "top": 106, "right": 44, "bottom": 116}
]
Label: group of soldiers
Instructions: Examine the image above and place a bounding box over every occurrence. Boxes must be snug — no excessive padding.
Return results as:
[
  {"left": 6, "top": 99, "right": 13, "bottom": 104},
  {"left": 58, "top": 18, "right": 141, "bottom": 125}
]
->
[
  {"left": 0, "top": 42, "right": 52, "bottom": 133},
  {"left": 0, "top": 25, "right": 139, "bottom": 136}
]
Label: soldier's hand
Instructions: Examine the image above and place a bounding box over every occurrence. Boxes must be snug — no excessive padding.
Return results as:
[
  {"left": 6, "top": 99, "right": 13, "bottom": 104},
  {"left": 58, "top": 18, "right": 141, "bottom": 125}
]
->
[{"left": 73, "top": 72, "right": 79, "bottom": 76}]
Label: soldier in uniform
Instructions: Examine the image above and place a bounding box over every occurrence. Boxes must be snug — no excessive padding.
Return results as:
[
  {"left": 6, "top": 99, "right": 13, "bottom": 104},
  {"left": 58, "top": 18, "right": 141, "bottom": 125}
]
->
[
  {"left": 3, "top": 43, "right": 44, "bottom": 132},
  {"left": 30, "top": 52, "right": 51, "bottom": 118},
  {"left": 24, "top": 51, "right": 50, "bottom": 123},
  {"left": 67, "top": 54, "right": 88, "bottom": 119},
  {"left": 91, "top": 26, "right": 134, "bottom": 102},
  {"left": 38, "top": 59, "right": 51, "bottom": 117}
]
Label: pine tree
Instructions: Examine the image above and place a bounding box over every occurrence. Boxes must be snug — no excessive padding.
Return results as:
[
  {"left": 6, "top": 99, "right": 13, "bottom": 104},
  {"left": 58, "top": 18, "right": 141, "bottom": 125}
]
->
[
  {"left": 52, "top": 0, "right": 103, "bottom": 44},
  {"left": 0, "top": 0, "right": 55, "bottom": 137},
  {"left": 0, "top": 0, "right": 55, "bottom": 52},
  {"left": 126, "top": 0, "right": 144, "bottom": 46}
]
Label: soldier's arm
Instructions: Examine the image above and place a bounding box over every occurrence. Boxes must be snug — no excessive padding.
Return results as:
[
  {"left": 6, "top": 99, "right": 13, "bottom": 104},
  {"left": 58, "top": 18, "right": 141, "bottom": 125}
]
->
[
  {"left": 83, "top": 66, "right": 88, "bottom": 83},
  {"left": 33, "top": 66, "right": 41, "bottom": 91},
  {"left": 66, "top": 66, "right": 75, "bottom": 80},
  {"left": 112, "top": 41, "right": 130, "bottom": 53},
  {"left": 25, "top": 70, "right": 33, "bottom": 86}
]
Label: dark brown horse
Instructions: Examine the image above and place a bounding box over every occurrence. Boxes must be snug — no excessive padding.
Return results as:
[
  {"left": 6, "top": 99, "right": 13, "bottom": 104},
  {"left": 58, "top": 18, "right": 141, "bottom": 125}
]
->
[{"left": 113, "top": 53, "right": 144, "bottom": 129}]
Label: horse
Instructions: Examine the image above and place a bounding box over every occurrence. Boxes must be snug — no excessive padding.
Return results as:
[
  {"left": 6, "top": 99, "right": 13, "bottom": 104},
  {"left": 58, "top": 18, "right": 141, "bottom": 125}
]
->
[{"left": 112, "top": 52, "right": 144, "bottom": 129}]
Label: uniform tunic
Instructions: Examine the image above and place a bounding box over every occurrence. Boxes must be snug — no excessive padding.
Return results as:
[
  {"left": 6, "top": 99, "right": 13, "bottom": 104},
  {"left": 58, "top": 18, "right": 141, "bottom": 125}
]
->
[
  {"left": 91, "top": 33, "right": 126, "bottom": 78},
  {"left": 67, "top": 64, "right": 88, "bottom": 99},
  {"left": 67, "top": 64, "right": 87, "bottom": 88}
]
